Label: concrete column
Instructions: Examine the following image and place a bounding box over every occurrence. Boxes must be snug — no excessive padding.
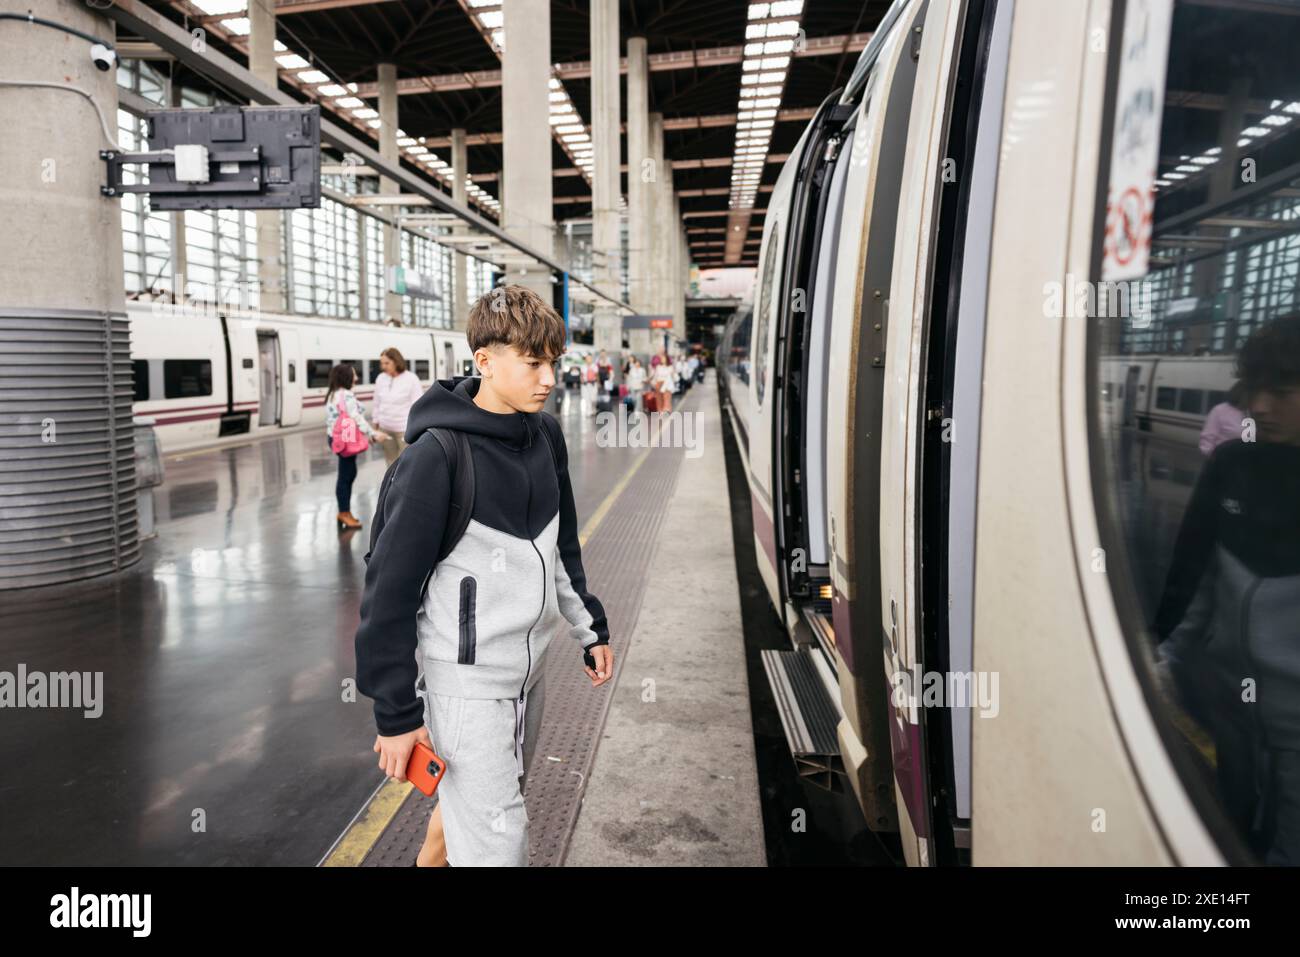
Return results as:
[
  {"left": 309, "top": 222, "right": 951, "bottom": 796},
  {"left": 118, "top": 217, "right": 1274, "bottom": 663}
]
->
[
  {"left": 249, "top": 0, "right": 285, "bottom": 311},
  {"left": 451, "top": 127, "right": 469, "bottom": 330},
  {"left": 591, "top": 0, "right": 622, "bottom": 373},
  {"left": 501, "top": 0, "right": 554, "bottom": 300},
  {"left": 377, "top": 63, "right": 402, "bottom": 322},
  {"left": 650, "top": 112, "right": 669, "bottom": 323},
  {"left": 626, "top": 37, "right": 650, "bottom": 318},
  {"left": 0, "top": 0, "right": 137, "bottom": 587},
  {"left": 673, "top": 195, "right": 685, "bottom": 339}
]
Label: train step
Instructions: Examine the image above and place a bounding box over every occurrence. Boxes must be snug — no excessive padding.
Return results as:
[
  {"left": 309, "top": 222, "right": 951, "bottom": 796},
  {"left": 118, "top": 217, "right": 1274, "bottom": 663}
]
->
[{"left": 760, "top": 648, "right": 844, "bottom": 788}]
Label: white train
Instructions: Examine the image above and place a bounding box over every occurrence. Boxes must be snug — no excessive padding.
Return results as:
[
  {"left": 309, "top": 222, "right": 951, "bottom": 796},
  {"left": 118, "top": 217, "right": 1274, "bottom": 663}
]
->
[
  {"left": 720, "top": 0, "right": 1296, "bottom": 865},
  {"left": 127, "top": 302, "right": 475, "bottom": 453},
  {"left": 1101, "top": 355, "right": 1236, "bottom": 442}
]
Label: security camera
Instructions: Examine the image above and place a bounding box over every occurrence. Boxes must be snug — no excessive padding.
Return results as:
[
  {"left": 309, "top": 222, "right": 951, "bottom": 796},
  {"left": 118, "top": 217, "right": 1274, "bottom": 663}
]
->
[{"left": 90, "top": 43, "right": 116, "bottom": 72}]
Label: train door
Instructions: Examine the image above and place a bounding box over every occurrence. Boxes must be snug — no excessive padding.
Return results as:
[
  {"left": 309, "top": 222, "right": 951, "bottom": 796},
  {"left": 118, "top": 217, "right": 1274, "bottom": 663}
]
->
[
  {"left": 822, "top": 0, "right": 924, "bottom": 842},
  {"left": 278, "top": 328, "right": 303, "bottom": 427},
  {"left": 913, "top": 0, "right": 1011, "bottom": 866},
  {"left": 772, "top": 91, "right": 856, "bottom": 644},
  {"left": 257, "top": 332, "right": 280, "bottom": 426},
  {"left": 876, "top": 0, "right": 970, "bottom": 867}
]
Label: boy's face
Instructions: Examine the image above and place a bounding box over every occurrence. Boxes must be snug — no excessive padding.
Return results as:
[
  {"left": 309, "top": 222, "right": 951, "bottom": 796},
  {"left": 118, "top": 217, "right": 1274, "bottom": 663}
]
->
[
  {"left": 1249, "top": 383, "right": 1300, "bottom": 445},
  {"left": 476, "top": 343, "right": 557, "bottom": 413}
]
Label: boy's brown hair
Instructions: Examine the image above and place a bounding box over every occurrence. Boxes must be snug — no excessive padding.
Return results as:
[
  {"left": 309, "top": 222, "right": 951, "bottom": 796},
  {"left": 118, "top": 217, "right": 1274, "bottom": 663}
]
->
[{"left": 466, "top": 284, "right": 567, "bottom": 362}]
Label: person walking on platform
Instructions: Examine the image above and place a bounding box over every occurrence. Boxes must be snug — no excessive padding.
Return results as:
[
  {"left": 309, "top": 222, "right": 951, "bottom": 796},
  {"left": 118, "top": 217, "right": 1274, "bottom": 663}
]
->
[
  {"left": 355, "top": 284, "right": 614, "bottom": 868},
  {"left": 326, "top": 364, "right": 387, "bottom": 532},
  {"left": 625, "top": 355, "right": 647, "bottom": 415},
  {"left": 597, "top": 349, "right": 614, "bottom": 392},
  {"left": 373, "top": 347, "right": 424, "bottom": 465},
  {"left": 653, "top": 350, "right": 674, "bottom": 413},
  {"left": 579, "top": 353, "right": 599, "bottom": 415}
]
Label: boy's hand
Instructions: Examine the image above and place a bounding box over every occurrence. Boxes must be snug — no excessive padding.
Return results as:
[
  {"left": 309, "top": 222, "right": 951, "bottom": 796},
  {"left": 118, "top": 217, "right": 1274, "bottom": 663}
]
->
[
  {"left": 584, "top": 644, "right": 614, "bottom": 687},
  {"left": 373, "top": 725, "right": 431, "bottom": 782}
]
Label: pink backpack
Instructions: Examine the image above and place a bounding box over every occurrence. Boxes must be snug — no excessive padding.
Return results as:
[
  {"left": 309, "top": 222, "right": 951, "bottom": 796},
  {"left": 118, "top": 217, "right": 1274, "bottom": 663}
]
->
[{"left": 331, "top": 393, "right": 370, "bottom": 456}]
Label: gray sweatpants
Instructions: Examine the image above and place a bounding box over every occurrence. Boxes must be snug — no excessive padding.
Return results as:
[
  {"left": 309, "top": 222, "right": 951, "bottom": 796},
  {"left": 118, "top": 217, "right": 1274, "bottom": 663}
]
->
[{"left": 421, "top": 675, "right": 546, "bottom": 867}]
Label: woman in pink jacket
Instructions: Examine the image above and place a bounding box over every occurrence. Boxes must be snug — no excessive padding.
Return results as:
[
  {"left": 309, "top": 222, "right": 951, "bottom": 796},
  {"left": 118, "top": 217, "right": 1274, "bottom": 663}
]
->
[
  {"left": 373, "top": 347, "right": 425, "bottom": 464},
  {"left": 1199, "top": 381, "right": 1248, "bottom": 457}
]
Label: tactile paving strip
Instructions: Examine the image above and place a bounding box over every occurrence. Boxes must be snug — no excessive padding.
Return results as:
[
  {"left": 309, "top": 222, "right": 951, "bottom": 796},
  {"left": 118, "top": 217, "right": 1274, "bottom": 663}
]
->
[{"left": 361, "top": 383, "right": 705, "bottom": 866}]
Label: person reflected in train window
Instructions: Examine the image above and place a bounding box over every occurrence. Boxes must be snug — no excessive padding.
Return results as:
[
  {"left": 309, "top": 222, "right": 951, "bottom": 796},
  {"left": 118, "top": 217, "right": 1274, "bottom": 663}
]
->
[
  {"left": 325, "top": 363, "right": 388, "bottom": 532},
  {"left": 1198, "top": 380, "right": 1248, "bottom": 458},
  {"left": 1153, "top": 316, "right": 1300, "bottom": 864},
  {"left": 374, "top": 348, "right": 424, "bottom": 466}
]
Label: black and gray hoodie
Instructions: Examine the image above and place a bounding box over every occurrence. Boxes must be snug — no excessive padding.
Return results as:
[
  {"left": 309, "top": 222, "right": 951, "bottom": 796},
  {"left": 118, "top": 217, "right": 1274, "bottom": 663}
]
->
[{"left": 354, "top": 376, "right": 610, "bottom": 736}]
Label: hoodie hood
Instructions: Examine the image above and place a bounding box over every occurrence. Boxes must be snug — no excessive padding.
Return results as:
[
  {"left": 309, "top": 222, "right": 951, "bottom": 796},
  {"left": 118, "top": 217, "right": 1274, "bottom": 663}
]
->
[{"left": 403, "top": 375, "right": 537, "bottom": 450}]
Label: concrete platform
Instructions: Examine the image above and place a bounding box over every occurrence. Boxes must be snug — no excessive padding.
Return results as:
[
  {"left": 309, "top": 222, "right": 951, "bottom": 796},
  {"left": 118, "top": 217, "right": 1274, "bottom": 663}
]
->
[{"left": 564, "top": 373, "right": 764, "bottom": 865}]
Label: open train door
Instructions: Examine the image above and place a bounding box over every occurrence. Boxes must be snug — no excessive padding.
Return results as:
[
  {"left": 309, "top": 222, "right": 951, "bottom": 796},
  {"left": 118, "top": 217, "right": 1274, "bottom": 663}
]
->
[{"left": 278, "top": 327, "right": 303, "bottom": 426}]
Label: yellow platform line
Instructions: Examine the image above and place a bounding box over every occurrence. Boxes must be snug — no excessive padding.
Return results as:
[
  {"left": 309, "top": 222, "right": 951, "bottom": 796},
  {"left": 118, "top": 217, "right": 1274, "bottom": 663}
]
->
[
  {"left": 320, "top": 777, "right": 416, "bottom": 867},
  {"left": 319, "top": 409, "right": 678, "bottom": 866}
]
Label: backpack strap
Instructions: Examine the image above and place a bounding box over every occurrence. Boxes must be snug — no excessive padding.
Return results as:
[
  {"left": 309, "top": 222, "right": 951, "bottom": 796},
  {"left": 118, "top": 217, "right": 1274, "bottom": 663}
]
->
[
  {"left": 430, "top": 427, "right": 475, "bottom": 562},
  {"left": 363, "top": 427, "right": 475, "bottom": 566},
  {"left": 535, "top": 414, "right": 560, "bottom": 475}
]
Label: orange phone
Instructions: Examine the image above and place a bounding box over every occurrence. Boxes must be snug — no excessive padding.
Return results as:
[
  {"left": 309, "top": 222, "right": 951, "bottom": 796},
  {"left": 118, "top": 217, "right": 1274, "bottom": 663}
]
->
[{"left": 406, "top": 741, "right": 447, "bottom": 797}]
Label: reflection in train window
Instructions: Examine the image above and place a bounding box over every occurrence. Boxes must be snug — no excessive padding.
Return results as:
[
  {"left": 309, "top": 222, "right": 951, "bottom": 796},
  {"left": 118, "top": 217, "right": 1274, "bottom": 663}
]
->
[
  {"left": 730, "top": 310, "right": 752, "bottom": 385},
  {"left": 753, "top": 215, "right": 779, "bottom": 406},
  {"left": 1177, "top": 388, "right": 1204, "bottom": 414},
  {"left": 307, "top": 360, "right": 332, "bottom": 388},
  {"left": 132, "top": 359, "right": 149, "bottom": 402},
  {"left": 163, "top": 360, "right": 212, "bottom": 398},
  {"left": 1091, "top": 0, "right": 1300, "bottom": 864},
  {"left": 368, "top": 360, "right": 382, "bottom": 384},
  {"left": 414, "top": 359, "right": 430, "bottom": 380}
]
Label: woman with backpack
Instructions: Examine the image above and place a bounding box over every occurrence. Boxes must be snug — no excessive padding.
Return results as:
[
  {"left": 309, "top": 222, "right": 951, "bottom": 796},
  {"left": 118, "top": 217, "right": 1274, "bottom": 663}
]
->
[{"left": 325, "top": 363, "right": 388, "bottom": 531}]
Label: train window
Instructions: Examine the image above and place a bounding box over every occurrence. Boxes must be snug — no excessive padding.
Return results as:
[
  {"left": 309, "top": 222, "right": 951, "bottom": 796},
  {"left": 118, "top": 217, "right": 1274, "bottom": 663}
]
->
[
  {"left": 753, "top": 217, "right": 780, "bottom": 405},
  {"left": 368, "top": 360, "right": 382, "bottom": 383},
  {"left": 162, "top": 360, "right": 212, "bottom": 398},
  {"left": 307, "top": 360, "right": 332, "bottom": 388},
  {"left": 288, "top": 362, "right": 296, "bottom": 384},
  {"left": 1177, "top": 388, "right": 1204, "bottom": 415},
  {"left": 738, "top": 311, "right": 752, "bottom": 385},
  {"left": 343, "top": 360, "right": 363, "bottom": 383},
  {"left": 132, "top": 360, "right": 149, "bottom": 402},
  {"left": 414, "top": 359, "right": 430, "bottom": 380},
  {"left": 1090, "top": 0, "right": 1300, "bottom": 864}
]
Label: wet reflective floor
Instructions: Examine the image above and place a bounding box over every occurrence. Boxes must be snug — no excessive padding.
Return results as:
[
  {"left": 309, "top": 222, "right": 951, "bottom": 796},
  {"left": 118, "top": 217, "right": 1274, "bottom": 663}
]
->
[{"left": 0, "top": 387, "right": 643, "bottom": 865}]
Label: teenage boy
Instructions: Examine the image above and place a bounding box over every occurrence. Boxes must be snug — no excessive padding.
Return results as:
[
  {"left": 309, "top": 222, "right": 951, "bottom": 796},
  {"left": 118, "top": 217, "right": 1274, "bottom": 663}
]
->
[
  {"left": 1155, "top": 316, "right": 1300, "bottom": 864},
  {"left": 355, "top": 284, "right": 614, "bottom": 867}
]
